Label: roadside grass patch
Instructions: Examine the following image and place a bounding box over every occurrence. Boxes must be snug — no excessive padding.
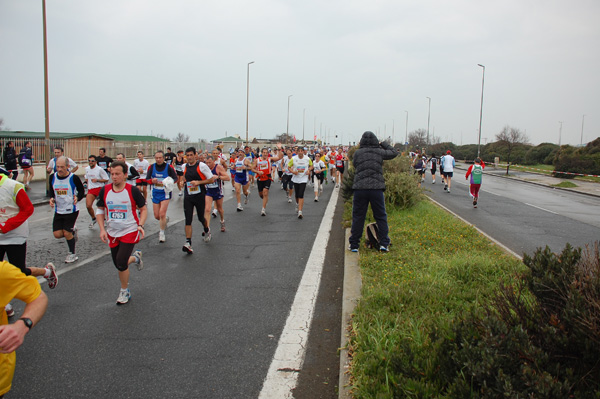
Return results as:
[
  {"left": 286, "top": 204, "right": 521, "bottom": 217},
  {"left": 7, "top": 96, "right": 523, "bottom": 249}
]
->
[
  {"left": 552, "top": 181, "right": 578, "bottom": 188},
  {"left": 348, "top": 200, "right": 524, "bottom": 398}
]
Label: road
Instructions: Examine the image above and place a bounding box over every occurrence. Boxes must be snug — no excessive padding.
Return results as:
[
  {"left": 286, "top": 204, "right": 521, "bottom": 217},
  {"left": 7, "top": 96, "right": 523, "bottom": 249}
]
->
[
  {"left": 9, "top": 179, "right": 344, "bottom": 399},
  {"left": 425, "top": 168, "right": 600, "bottom": 257}
]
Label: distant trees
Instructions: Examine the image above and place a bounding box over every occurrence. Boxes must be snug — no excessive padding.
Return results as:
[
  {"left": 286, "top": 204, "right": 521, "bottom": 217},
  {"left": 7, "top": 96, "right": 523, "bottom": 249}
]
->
[
  {"left": 553, "top": 137, "right": 600, "bottom": 178},
  {"left": 0, "top": 118, "right": 7, "bottom": 131},
  {"left": 173, "top": 132, "right": 190, "bottom": 143},
  {"left": 495, "top": 126, "right": 529, "bottom": 175},
  {"left": 408, "top": 129, "right": 428, "bottom": 149}
]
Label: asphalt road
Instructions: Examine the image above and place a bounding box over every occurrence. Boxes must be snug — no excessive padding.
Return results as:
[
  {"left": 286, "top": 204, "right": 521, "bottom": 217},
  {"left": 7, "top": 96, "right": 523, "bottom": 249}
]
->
[
  {"left": 425, "top": 169, "right": 600, "bottom": 257},
  {"left": 9, "top": 178, "right": 344, "bottom": 398}
]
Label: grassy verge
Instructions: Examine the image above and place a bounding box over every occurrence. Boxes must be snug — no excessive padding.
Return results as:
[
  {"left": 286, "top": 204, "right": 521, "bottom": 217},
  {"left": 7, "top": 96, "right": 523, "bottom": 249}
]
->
[
  {"left": 552, "top": 181, "right": 578, "bottom": 188},
  {"left": 347, "top": 199, "right": 524, "bottom": 398},
  {"left": 510, "top": 163, "right": 600, "bottom": 183}
]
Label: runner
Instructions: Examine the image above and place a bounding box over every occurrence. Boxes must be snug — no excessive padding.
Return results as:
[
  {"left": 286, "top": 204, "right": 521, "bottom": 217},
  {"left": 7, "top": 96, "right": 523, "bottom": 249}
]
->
[
  {"left": 326, "top": 147, "right": 337, "bottom": 185},
  {"left": 251, "top": 144, "right": 283, "bottom": 216},
  {"left": 465, "top": 158, "right": 486, "bottom": 208},
  {"left": 18, "top": 141, "right": 34, "bottom": 190},
  {"left": 49, "top": 156, "right": 85, "bottom": 263},
  {"left": 133, "top": 151, "right": 150, "bottom": 200},
  {"left": 85, "top": 155, "right": 109, "bottom": 228},
  {"left": 288, "top": 147, "right": 313, "bottom": 219},
  {"left": 428, "top": 153, "right": 437, "bottom": 184},
  {"left": 244, "top": 146, "right": 256, "bottom": 188},
  {"left": 164, "top": 147, "right": 177, "bottom": 166},
  {"left": 228, "top": 150, "right": 237, "bottom": 192},
  {"left": 312, "top": 152, "right": 326, "bottom": 202},
  {"left": 1, "top": 172, "right": 57, "bottom": 318},
  {"left": 282, "top": 148, "right": 295, "bottom": 203},
  {"left": 203, "top": 154, "right": 229, "bottom": 237},
  {"left": 96, "top": 147, "right": 113, "bottom": 177},
  {"left": 441, "top": 150, "right": 455, "bottom": 193},
  {"left": 182, "top": 148, "right": 217, "bottom": 254},
  {"left": 233, "top": 149, "right": 252, "bottom": 211},
  {"left": 146, "top": 151, "right": 178, "bottom": 243},
  {"left": 96, "top": 160, "right": 146, "bottom": 305},
  {"left": 335, "top": 147, "right": 348, "bottom": 188},
  {"left": 174, "top": 150, "right": 186, "bottom": 197},
  {"left": 46, "top": 146, "right": 78, "bottom": 175},
  {"left": 2, "top": 141, "right": 19, "bottom": 181}
]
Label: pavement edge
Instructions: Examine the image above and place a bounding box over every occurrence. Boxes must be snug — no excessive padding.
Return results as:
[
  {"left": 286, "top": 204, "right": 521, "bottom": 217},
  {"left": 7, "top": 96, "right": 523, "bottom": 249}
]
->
[{"left": 338, "top": 228, "right": 361, "bottom": 399}]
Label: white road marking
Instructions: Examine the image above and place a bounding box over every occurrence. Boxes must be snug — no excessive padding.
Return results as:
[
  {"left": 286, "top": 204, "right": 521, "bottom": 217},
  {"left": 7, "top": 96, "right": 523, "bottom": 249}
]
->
[
  {"left": 259, "top": 187, "right": 339, "bottom": 398},
  {"left": 525, "top": 203, "right": 559, "bottom": 215}
]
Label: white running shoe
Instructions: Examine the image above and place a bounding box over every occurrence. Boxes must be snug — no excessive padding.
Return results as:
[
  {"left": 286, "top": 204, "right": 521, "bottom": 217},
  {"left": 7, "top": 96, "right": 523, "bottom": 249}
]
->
[
  {"left": 261, "top": 208, "right": 266, "bottom": 216},
  {"left": 116, "top": 289, "right": 131, "bottom": 305},
  {"left": 45, "top": 263, "right": 58, "bottom": 289},
  {"left": 287, "top": 197, "right": 292, "bottom": 203},
  {"left": 182, "top": 242, "right": 193, "bottom": 254},
  {"left": 203, "top": 229, "right": 212, "bottom": 243},
  {"left": 4, "top": 304, "right": 15, "bottom": 318},
  {"left": 335, "top": 184, "right": 339, "bottom": 188},
  {"left": 314, "top": 197, "right": 319, "bottom": 202},
  {"left": 298, "top": 211, "right": 303, "bottom": 219},
  {"left": 179, "top": 191, "right": 183, "bottom": 197},
  {"left": 237, "top": 204, "right": 243, "bottom": 212},
  {"left": 65, "top": 253, "right": 78, "bottom": 263},
  {"left": 244, "top": 194, "right": 249, "bottom": 204},
  {"left": 232, "top": 187, "right": 235, "bottom": 192},
  {"left": 159, "top": 231, "right": 166, "bottom": 243},
  {"left": 89, "top": 219, "right": 97, "bottom": 229},
  {"left": 220, "top": 220, "right": 226, "bottom": 232},
  {"left": 133, "top": 250, "right": 143, "bottom": 271},
  {"left": 212, "top": 209, "right": 218, "bottom": 218}
]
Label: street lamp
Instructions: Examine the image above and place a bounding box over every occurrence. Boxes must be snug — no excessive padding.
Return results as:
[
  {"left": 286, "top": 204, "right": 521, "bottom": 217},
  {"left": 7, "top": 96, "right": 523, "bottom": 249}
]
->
[
  {"left": 426, "top": 97, "right": 431, "bottom": 146},
  {"left": 581, "top": 114, "right": 586, "bottom": 146},
  {"left": 42, "top": 0, "right": 52, "bottom": 196},
  {"left": 477, "top": 64, "right": 485, "bottom": 158},
  {"left": 245, "top": 61, "right": 254, "bottom": 147},
  {"left": 404, "top": 110, "right": 408, "bottom": 151},
  {"left": 558, "top": 121, "right": 563, "bottom": 146},
  {"left": 286, "top": 95, "right": 293, "bottom": 139}
]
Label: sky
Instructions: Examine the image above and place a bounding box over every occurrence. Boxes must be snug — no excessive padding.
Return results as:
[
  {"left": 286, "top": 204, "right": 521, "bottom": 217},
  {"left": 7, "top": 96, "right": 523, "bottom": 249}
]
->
[{"left": 1, "top": 0, "right": 599, "bottom": 146}]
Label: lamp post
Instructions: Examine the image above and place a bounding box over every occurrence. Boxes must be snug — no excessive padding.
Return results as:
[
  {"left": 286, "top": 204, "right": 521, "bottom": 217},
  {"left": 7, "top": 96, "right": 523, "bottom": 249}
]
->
[
  {"left": 245, "top": 61, "right": 254, "bottom": 147},
  {"left": 286, "top": 95, "right": 293, "bottom": 140},
  {"left": 42, "top": 0, "right": 52, "bottom": 196},
  {"left": 477, "top": 64, "right": 485, "bottom": 158},
  {"left": 558, "top": 121, "right": 563, "bottom": 146},
  {"left": 404, "top": 110, "right": 408, "bottom": 152},
  {"left": 302, "top": 108, "right": 306, "bottom": 143},
  {"left": 426, "top": 97, "right": 431, "bottom": 146}
]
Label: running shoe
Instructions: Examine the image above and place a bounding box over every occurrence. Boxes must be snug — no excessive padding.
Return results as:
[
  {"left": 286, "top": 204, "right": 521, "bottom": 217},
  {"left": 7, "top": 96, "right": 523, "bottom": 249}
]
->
[
  {"left": 232, "top": 187, "right": 235, "bottom": 192},
  {"left": 298, "top": 211, "right": 303, "bottom": 219},
  {"left": 474, "top": 198, "right": 478, "bottom": 208},
  {"left": 237, "top": 204, "right": 243, "bottom": 212},
  {"left": 45, "top": 263, "right": 58, "bottom": 289},
  {"left": 179, "top": 191, "right": 183, "bottom": 197},
  {"left": 314, "top": 197, "right": 319, "bottom": 202},
  {"left": 335, "top": 184, "right": 339, "bottom": 188},
  {"left": 65, "top": 253, "right": 78, "bottom": 264},
  {"left": 89, "top": 219, "right": 97, "bottom": 229},
  {"left": 203, "top": 229, "right": 212, "bottom": 243},
  {"left": 116, "top": 289, "right": 131, "bottom": 305},
  {"left": 348, "top": 245, "right": 359, "bottom": 253},
  {"left": 244, "top": 192, "right": 250, "bottom": 204},
  {"left": 444, "top": 185, "right": 447, "bottom": 191},
  {"left": 287, "top": 197, "right": 292, "bottom": 203},
  {"left": 432, "top": 181, "right": 436, "bottom": 184},
  {"left": 159, "top": 231, "right": 166, "bottom": 243},
  {"left": 5, "top": 304, "right": 15, "bottom": 318},
  {"left": 447, "top": 189, "right": 451, "bottom": 193},
  {"left": 379, "top": 246, "right": 390, "bottom": 253},
  {"left": 133, "top": 250, "right": 143, "bottom": 271},
  {"left": 295, "top": 204, "right": 298, "bottom": 212},
  {"left": 212, "top": 209, "right": 218, "bottom": 218},
  {"left": 261, "top": 208, "right": 266, "bottom": 216},
  {"left": 182, "top": 242, "right": 193, "bottom": 254},
  {"left": 220, "top": 220, "right": 226, "bottom": 232}
]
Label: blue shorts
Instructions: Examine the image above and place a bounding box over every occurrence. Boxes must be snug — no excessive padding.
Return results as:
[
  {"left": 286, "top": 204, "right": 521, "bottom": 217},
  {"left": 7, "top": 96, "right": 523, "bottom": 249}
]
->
[
  {"left": 443, "top": 171, "right": 453, "bottom": 178},
  {"left": 206, "top": 187, "right": 224, "bottom": 200},
  {"left": 152, "top": 190, "right": 171, "bottom": 204},
  {"left": 234, "top": 174, "right": 248, "bottom": 186},
  {"left": 248, "top": 171, "right": 256, "bottom": 177}
]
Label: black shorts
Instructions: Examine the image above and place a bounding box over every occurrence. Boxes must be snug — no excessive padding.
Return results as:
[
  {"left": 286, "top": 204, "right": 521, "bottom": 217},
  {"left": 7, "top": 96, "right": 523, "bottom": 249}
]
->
[
  {"left": 257, "top": 179, "right": 271, "bottom": 191},
  {"left": 293, "top": 182, "right": 307, "bottom": 199},
  {"left": 337, "top": 165, "right": 345, "bottom": 174},
  {"left": 136, "top": 180, "right": 148, "bottom": 187},
  {"left": 277, "top": 171, "right": 283, "bottom": 178},
  {"left": 431, "top": 165, "right": 437, "bottom": 174},
  {"left": 184, "top": 194, "right": 205, "bottom": 226},
  {"left": 443, "top": 171, "right": 453, "bottom": 178},
  {"left": 0, "top": 242, "right": 28, "bottom": 274},
  {"left": 176, "top": 171, "right": 184, "bottom": 177},
  {"left": 282, "top": 174, "right": 294, "bottom": 190},
  {"left": 52, "top": 211, "right": 79, "bottom": 232}
]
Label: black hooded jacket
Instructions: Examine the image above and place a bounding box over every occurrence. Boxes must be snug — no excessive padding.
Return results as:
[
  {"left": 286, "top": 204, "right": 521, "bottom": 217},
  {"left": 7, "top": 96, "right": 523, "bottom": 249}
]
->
[{"left": 352, "top": 131, "right": 398, "bottom": 190}]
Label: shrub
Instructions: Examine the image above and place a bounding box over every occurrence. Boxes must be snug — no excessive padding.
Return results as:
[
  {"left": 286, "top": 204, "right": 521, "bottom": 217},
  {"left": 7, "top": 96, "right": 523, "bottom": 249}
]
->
[
  {"left": 383, "top": 170, "right": 423, "bottom": 209},
  {"left": 436, "top": 242, "right": 600, "bottom": 397}
]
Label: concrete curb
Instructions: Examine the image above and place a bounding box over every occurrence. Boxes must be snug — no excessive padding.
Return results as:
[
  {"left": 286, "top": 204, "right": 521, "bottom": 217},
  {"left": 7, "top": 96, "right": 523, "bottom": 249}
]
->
[
  {"left": 339, "top": 228, "right": 361, "bottom": 399},
  {"left": 454, "top": 165, "right": 600, "bottom": 199}
]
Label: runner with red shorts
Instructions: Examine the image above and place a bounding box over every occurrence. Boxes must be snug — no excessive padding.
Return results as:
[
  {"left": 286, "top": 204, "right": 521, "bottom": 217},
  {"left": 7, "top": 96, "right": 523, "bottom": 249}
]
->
[
  {"left": 85, "top": 155, "right": 109, "bottom": 228},
  {"left": 96, "top": 161, "right": 147, "bottom": 305}
]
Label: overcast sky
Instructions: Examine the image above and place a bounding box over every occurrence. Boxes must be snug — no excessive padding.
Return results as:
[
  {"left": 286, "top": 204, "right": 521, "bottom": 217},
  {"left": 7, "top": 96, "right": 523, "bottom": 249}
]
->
[{"left": 1, "top": 0, "right": 598, "bottom": 146}]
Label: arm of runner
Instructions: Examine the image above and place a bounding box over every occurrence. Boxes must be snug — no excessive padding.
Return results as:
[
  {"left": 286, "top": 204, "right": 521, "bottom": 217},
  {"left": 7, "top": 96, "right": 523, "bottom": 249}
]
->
[
  {"left": 465, "top": 165, "right": 473, "bottom": 180},
  {"left": 70, "top": 158, "right": 79, "bottom": 173},
  {"left": 0, "top": 189, "right": 34, "bottom": 234},
  {"left": 217, "top": 164, "right": 230, "bottom": 181},
  {"left": 0, "top": 289, "right": 48, "bottom": 354},
  {"left": 96, "top": 187, "right": 108, "bottom": 243},
  {"left": 74, "top": 175, "right": 86, "bottom": 203},
  {"left": 98, "top": 168, "right": 109, "bottom": 183}
]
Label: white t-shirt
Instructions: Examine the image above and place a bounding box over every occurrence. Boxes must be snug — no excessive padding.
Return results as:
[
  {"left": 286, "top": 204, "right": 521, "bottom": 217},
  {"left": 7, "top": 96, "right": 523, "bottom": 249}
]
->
[
  {"left": 134, "top": 159, "right": 150, "bottom": 179},
  {"left": 85, "top": 165, "right": 109, "bottom": 190},
  {"left": 441, "top": 155, "right": 455, "bottom": 173},
  {"left": 288, "top": 156, "right": 313, "bottom": 184},
  {"left": 313, "top": 160, "right": 326, "bottom": 173}
]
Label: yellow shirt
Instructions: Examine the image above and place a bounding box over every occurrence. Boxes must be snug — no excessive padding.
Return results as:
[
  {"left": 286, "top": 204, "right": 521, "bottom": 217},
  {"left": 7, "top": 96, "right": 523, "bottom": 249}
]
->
[{"left": 0, "top": 261, "right": 42, "bottom": 396}]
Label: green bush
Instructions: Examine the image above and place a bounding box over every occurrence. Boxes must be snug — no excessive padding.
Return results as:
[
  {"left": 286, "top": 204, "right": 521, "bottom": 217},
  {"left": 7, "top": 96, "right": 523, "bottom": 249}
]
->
[
  {"left": 553, "top": 138, "right": 600, "bottom": 178},
  {"left": 524, "top": 143, "right": 559, "bottom": 165},
  {"left": 435, "top": 243, "right": 600, "bottom": 398}
]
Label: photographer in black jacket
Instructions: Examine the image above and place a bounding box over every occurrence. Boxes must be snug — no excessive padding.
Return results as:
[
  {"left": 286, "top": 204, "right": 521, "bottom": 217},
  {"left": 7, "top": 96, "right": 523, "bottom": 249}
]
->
[{"left": 348, "top": 131, "right": 398, "bottom": 252}]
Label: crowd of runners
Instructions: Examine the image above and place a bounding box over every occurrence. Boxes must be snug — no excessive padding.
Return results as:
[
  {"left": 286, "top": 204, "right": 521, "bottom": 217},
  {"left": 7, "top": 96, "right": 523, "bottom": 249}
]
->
[{"left": 1, "top": 143, "right": 349, "bottom": 308}]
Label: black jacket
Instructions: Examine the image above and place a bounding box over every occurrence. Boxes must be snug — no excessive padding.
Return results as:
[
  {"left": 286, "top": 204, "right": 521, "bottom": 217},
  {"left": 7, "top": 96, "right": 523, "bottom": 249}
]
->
[{"left": 352, "top": 131, "right": 398, "bottom": 190}]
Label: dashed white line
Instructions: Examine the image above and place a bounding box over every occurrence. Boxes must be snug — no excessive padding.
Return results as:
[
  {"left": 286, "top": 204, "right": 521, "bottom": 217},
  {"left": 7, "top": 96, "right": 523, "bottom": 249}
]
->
[{"left": 259, "top": 187, "right": 339, "bottom": 398}]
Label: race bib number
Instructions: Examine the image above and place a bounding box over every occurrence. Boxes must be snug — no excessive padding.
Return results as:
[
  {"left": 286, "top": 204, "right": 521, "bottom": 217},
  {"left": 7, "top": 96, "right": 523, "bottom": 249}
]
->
[
  {"left": 236, "top": 166, "right": 245, "bottom": 172},
  {"left": 98, "top": 162, "right": 107, "bottom": 169},
  {"left": 154, "top": 178, "right": 164, "bottom": 189},
  {"left": 107, "top": 204, "right": 127, "bottom": 220},
  {"left": 297, "top": 166, "right": 306, "bottom": 174},
  {"left": 55, "top": 189, "right": 68, "bottom": 196},
  {"left": 186, "top": 182, "right": 200, "bottom": 195},
  {"left": 206, "top": 181, "right": 218, "bottom": 189},
  {"left": 175, "top": 164, "right": 183, "bottom": 172},
  {"left": 22, "top": 159, "right": 31, "bottom": 165}
]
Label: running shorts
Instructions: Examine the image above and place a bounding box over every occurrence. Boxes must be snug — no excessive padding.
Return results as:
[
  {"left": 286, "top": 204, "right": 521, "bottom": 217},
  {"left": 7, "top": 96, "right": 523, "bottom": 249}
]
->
[
  {"left": 88, "top": 187, "right": 102, "bottom": 197},
  {"left": 443, "top": 171, "right": 453, "bottom": 178},
  {"left": 52, "top": 211, "right": 79, "bottom": 233},
  {"left": 206, "top": 187, "right": 224, "bottom": 200},
  {"left": 282, "top": 174, "right": 294, "bottom": 190},
  {"left": 151, "top": 190, "right": 171, "bottom": 204},
  {"left": 293, "top": 182, "right": 307, "bottom": 199},
  {"left": 257, "top": 180, "right": 271, "bottom": 191},
  {"left": 107, "top": 230, "right": 141, "bottom": 249},
  {"left": 234, "top": 174, "right": 248, "bottom": 186},
  {"left": 136, "top": 180, "right": 148, "bottom": 186},
  {"left": 337, "top": 165, "right": 345, "bottom": 175}
]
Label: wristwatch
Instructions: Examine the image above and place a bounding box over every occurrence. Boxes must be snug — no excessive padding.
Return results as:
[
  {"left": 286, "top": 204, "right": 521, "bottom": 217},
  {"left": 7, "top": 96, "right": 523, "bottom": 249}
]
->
[{"left": 19, "top": 317, "right": 33, "bottom": 330}]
